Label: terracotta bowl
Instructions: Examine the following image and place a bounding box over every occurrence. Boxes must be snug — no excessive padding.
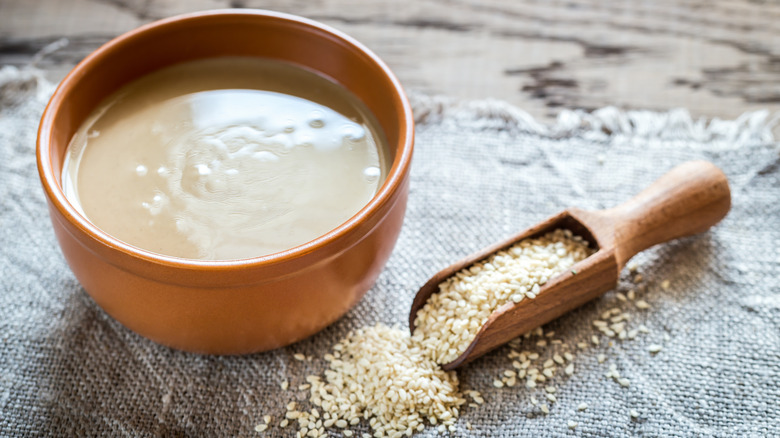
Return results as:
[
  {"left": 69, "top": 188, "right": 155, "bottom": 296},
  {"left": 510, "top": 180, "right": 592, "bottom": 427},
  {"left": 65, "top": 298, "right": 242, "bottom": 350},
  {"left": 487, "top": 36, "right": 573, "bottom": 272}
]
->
[{"left": 37, "top": 10, "right": 413, "bottom": 354}]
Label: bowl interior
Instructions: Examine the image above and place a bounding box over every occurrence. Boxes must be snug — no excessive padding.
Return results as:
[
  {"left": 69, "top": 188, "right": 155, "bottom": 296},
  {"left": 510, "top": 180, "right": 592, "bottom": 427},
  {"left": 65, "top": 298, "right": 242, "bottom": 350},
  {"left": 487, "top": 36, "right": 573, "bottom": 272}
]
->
[{"left": 39, "top": 9, "right": 412, "bottom": 267}]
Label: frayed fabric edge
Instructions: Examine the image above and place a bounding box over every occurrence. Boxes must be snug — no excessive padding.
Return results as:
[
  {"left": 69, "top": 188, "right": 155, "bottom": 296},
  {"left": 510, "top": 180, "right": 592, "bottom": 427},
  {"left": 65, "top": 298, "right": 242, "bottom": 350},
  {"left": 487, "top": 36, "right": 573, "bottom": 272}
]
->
[
  {"left": 0, "top": 65, "right": 56, "bottom": 107},
  {"left": 1, "top": 65, "right": 777, "bottom": 149},
  {"left": 409, "top": 91, "right": 779, "bottom": 148}
]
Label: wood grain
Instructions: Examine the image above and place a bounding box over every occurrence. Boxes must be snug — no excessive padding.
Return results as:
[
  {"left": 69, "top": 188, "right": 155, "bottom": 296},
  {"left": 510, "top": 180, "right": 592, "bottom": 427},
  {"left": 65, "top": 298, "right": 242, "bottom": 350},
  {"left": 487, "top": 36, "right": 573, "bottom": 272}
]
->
[{"left": 1, "top": 0, "right": 779, "bottom": 127}]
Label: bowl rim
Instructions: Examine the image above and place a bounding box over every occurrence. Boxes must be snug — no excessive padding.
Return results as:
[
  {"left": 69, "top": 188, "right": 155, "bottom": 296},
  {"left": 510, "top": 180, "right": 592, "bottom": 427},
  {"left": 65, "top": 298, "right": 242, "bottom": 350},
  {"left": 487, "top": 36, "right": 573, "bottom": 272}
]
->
[{"left": 37, "top": 8, "right": 414, "bottom": 272}]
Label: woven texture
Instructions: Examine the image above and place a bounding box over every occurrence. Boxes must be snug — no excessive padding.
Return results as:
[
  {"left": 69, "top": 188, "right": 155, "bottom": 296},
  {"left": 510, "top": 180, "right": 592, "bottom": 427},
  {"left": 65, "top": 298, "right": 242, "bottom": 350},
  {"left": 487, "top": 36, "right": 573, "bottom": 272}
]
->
[{"left": 1, "top": 66, "right": 778, "bottom": 437}]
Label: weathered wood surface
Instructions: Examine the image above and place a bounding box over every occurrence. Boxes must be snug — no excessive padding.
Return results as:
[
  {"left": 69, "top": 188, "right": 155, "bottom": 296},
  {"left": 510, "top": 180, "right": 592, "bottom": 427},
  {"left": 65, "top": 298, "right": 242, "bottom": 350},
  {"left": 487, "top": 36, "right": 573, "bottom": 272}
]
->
[{"left": 2, "top": 0, "right": 779, "bottom": 124}]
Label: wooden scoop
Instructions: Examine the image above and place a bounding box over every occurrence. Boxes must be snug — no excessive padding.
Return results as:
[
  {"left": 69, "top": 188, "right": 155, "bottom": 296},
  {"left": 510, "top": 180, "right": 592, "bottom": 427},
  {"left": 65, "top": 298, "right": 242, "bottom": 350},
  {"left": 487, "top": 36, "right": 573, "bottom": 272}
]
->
[{"left": 409, "top": 160, "right": 731, "bottom": 370}]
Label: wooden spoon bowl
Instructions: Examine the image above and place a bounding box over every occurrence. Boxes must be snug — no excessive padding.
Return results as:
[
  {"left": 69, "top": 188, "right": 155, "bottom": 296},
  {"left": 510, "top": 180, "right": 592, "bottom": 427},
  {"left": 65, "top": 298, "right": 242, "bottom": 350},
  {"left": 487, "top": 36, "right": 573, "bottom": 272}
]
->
[{"left": 410, "top": 161, "right": 731, "bottom": 370}]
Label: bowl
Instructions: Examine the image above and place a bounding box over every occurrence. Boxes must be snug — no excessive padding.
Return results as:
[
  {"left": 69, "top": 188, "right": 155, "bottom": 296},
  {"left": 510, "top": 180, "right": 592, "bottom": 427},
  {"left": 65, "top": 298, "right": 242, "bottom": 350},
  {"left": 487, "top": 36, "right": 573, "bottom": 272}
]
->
[{"left": 36, "top": 9, "right": 414, "bottom": 354}]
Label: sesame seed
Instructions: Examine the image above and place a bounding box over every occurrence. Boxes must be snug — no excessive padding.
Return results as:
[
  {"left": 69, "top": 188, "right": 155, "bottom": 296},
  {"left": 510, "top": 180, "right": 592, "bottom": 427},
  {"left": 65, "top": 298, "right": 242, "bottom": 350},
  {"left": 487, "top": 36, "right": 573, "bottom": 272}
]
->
[
  {"left": 648, "top": 344, "right": 663, "bottom": 353},
  {"left": 635, "top": 300, "right": 651, "bottom": 309},
  {"left": 567, "top": 420, "right": 578, "bottom": 429},
  {"left": 661, "top": 280, "right": 670, "bottom": 290},
  {"left": 618, "top": 378, "right": 631, "bottom": 387},
  {"left": 281, "top": 380, "right": 289, "bottom": 390},
  {"left": 577, "top": 403, "right": 588, "bottom": 411},
  {"left": 630, "top": 409, "right": 640, "bottom": 419},
  {"left": 254, "top": 424, "right": 268, "bottom": 433}
]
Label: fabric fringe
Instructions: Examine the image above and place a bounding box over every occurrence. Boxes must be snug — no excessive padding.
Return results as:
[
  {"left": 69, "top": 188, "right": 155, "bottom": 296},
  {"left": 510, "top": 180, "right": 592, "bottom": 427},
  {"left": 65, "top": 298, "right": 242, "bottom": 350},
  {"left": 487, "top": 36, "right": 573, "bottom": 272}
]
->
[
  {"left": 409, "top": 91, "right": 779, "bottom": 148},
  {"left": 1, "top": 63, "right": 777, "bottom": 149}
]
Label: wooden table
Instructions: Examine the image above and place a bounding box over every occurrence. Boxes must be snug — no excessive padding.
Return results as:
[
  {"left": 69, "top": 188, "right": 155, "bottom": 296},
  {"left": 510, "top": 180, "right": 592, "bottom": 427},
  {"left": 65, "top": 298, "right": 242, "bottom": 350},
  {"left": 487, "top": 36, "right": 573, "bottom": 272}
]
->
[{"left": 2, "top": 0, "right": 779, "bottom": 127}]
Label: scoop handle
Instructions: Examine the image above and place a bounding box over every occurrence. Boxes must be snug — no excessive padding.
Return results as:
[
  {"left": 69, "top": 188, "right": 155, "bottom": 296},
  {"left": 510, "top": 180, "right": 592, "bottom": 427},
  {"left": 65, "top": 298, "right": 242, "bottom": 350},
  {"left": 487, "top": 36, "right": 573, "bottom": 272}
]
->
[{"left": 596, "top": 160, "right": 731, "bottom": 268}]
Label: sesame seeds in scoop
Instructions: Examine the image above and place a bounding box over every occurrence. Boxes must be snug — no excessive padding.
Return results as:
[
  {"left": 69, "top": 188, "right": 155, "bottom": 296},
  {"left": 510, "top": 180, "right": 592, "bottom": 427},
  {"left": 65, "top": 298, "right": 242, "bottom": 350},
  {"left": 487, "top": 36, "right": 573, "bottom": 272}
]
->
[{"left": 412, "top": 229, "right": 595, "bottom": 365}]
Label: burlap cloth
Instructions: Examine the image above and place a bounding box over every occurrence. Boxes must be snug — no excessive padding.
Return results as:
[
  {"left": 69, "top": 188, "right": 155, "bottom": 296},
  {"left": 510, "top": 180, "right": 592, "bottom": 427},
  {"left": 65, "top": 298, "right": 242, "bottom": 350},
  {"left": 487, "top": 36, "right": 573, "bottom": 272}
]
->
[{"left": 1, "top": 65, "right": 778, "bottom": 437}]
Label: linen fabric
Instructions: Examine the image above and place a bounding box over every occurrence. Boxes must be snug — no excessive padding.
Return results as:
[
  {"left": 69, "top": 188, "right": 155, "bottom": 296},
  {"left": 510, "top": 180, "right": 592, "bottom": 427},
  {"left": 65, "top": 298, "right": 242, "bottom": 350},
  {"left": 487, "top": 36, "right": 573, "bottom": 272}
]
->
[{"left": 1, "top": 66, "right": 778, "bottom": 437}]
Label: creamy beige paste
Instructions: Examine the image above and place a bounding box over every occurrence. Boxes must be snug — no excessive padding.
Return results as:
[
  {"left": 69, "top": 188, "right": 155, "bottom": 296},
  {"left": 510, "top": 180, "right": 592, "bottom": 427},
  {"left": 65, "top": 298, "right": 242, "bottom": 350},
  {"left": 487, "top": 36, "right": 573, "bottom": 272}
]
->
[{"left": 62, "top": 57, "right": 387, "bottom": 260}]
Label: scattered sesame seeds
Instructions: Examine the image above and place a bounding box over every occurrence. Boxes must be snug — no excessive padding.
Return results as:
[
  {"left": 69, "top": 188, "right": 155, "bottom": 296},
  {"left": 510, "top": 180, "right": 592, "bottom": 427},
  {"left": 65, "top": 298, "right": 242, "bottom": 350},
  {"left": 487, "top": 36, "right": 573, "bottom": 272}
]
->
[
  {"left": 281, "top": 380, "right": 289, "bottom": 391},
  {"left": 255, "top": 246, "right": 670, "bottom": 436},
  {"left": 648, "top": 344, "right": 663, "bottom": 353}
]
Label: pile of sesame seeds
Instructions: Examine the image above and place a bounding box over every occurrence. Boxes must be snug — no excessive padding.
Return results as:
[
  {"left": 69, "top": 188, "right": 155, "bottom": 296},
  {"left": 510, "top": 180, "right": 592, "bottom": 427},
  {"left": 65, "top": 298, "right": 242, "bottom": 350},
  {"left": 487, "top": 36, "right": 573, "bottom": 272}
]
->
[
  {"left": 412, "top": 229, "right": 595, "bottom": 365},
  {"left": 254, "top": 231, "right": 670, "bottom": 436},
  {"left": 283, "top": 324, "right": 471, "bottom": 438}
]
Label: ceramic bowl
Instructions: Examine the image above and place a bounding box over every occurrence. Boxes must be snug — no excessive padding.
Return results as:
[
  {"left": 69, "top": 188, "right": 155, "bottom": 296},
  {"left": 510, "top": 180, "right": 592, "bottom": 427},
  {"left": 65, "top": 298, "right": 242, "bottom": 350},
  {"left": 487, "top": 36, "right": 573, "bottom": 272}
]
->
[{"left": 37, "top": 9, "right": 413, "bottom": 354}]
